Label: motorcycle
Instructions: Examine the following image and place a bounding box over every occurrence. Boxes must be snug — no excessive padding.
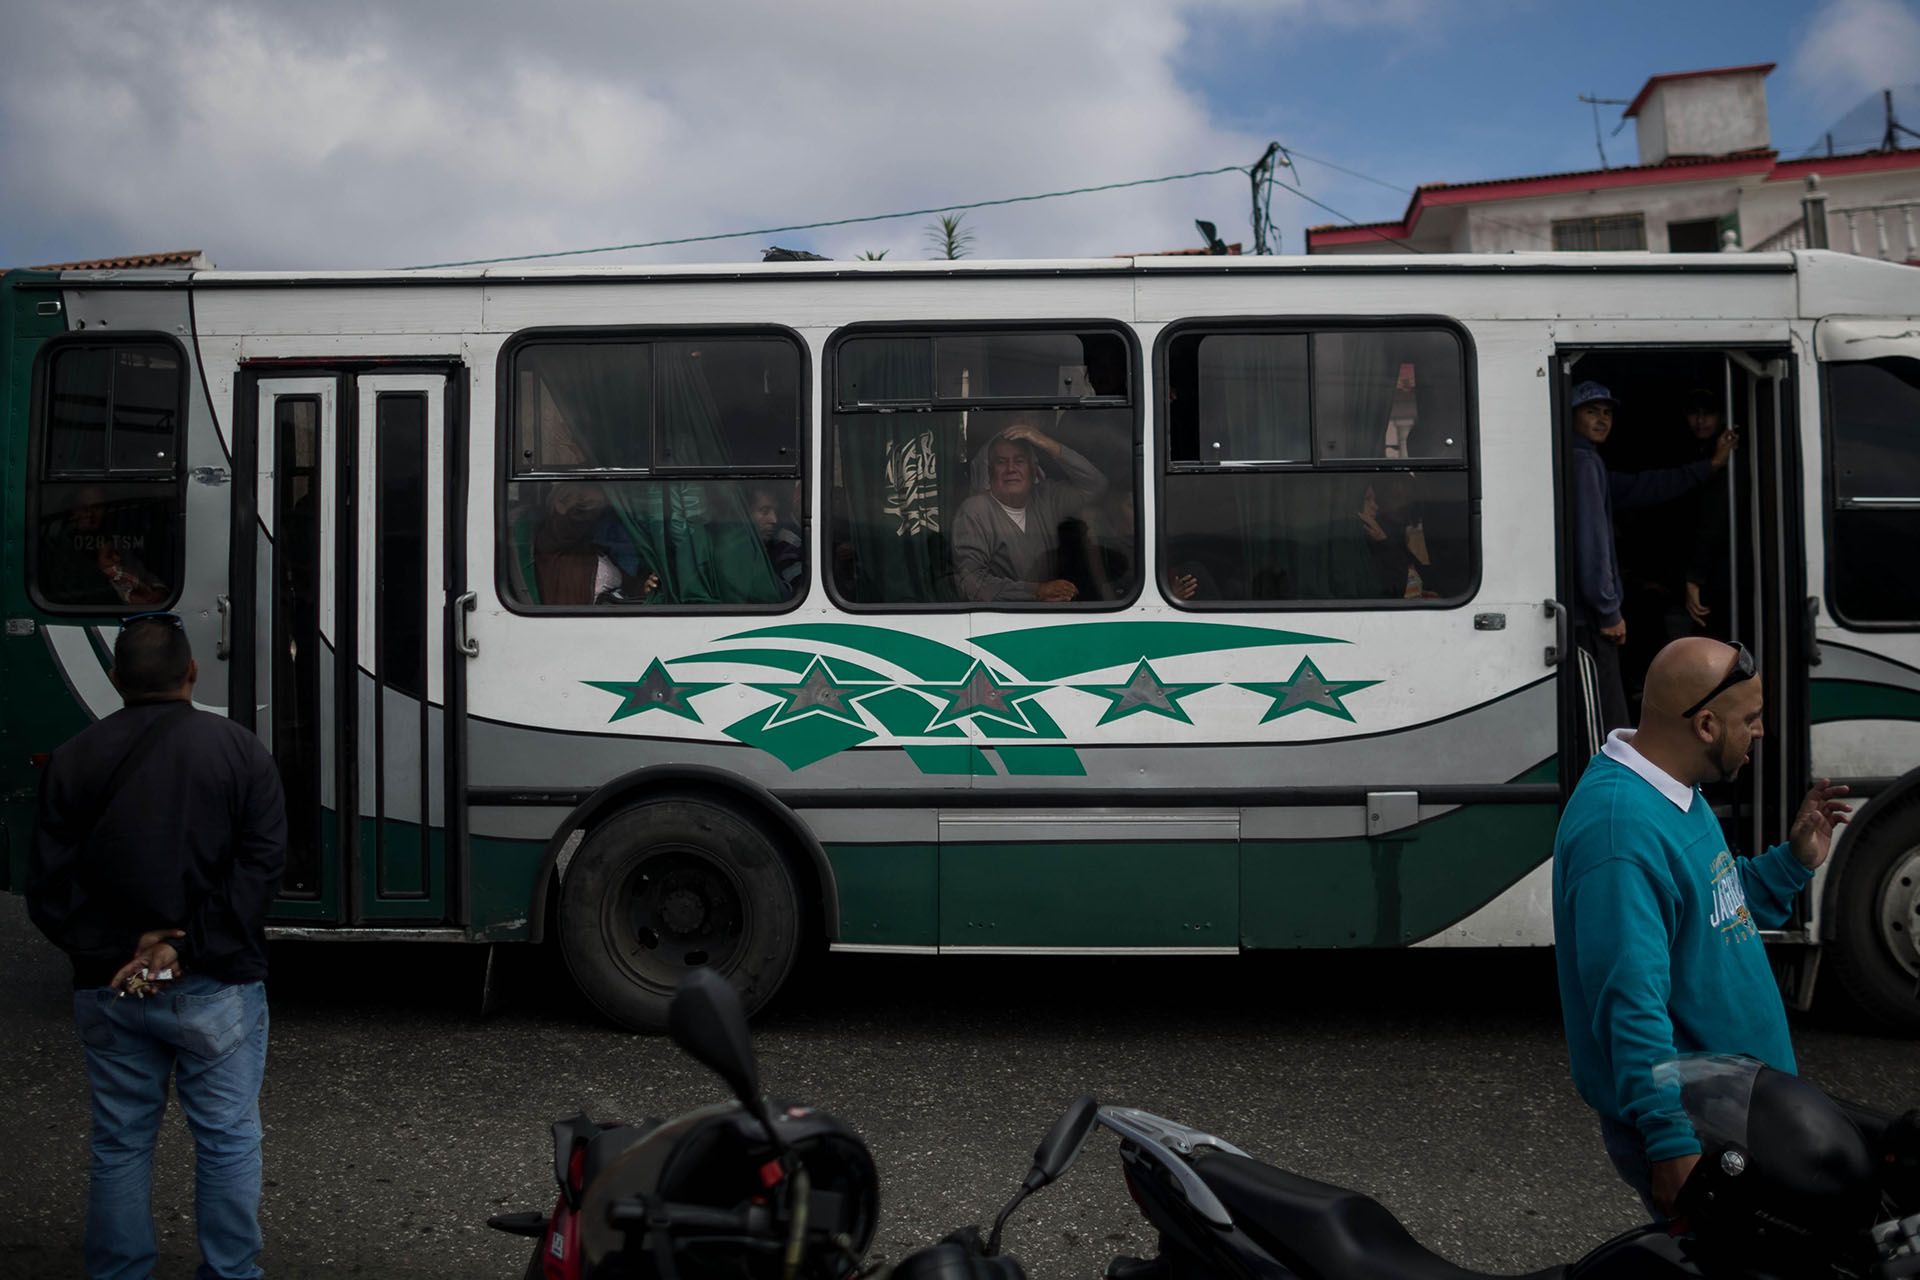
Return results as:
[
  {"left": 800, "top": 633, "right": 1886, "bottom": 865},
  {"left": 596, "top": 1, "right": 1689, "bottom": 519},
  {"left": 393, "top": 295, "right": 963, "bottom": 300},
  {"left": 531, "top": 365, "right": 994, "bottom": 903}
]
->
[
  {"left": 487, "top": 968, "right": 880, "bottom": 1280},
  {"left": 926, "top": 1057, "right": 1920, "bottom": 1280}
]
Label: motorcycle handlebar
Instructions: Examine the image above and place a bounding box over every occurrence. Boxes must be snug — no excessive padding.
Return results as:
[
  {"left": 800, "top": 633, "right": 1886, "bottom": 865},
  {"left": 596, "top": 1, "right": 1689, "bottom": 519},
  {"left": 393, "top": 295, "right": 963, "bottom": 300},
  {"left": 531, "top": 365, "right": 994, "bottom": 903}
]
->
[{"left": 605, "top": 1199, "right": 773, "bottom": 1236}]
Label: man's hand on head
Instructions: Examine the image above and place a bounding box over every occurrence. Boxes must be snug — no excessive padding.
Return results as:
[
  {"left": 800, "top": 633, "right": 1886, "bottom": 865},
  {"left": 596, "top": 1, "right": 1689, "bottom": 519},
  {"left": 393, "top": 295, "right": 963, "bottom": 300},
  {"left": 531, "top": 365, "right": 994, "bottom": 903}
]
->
[
  {"left": 1651, "top": 1153, "right": 1700, "bottom": 1218},
  {"left": 1001, "top": 424, "right": 1060, "bottom": 456},
  {"left": 1789, "top": 779, "right": 1853, "bottom": 870}
]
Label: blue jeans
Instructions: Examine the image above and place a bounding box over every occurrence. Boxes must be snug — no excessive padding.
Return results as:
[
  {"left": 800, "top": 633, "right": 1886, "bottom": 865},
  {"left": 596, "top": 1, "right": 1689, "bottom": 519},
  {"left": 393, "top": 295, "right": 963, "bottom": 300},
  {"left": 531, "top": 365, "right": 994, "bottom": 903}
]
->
[
  {"left": 1598, "top": 1113, "right": 1664, "bottom": 1222},
  {"left": 74, "top": 975, "right": 269, "bottom": 1280}
]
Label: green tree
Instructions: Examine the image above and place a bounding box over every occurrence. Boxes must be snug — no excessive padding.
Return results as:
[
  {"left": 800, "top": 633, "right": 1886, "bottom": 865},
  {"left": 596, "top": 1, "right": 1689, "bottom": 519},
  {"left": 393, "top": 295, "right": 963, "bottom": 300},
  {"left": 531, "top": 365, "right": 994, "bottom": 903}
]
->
[
  {"left": 856, "top": 249, "right": 889, "bottom": 260},
  {"left": 925, "top": 213, "right": 975, "bottom": 260}
]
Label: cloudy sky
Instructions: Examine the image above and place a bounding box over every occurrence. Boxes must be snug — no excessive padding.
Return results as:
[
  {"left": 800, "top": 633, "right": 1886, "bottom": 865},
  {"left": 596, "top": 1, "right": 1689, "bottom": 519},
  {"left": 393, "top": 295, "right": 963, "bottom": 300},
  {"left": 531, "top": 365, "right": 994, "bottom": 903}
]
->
[{"left": 1, "top": 0, "right": 1915, "bottom": 271}]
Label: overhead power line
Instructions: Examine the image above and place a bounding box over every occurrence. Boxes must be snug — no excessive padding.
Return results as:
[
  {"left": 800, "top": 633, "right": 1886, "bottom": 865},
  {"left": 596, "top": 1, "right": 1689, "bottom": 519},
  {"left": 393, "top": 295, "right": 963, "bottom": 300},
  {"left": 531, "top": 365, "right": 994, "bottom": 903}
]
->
[{"left": 411, "top": 165, "right": 1247, "bottom": 269}]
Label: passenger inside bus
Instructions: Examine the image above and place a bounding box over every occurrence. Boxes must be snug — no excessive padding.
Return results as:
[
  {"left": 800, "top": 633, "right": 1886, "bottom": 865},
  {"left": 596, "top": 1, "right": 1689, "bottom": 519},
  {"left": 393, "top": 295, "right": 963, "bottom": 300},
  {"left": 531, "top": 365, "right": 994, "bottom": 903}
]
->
[
  {"left": 750, "top": 483, "right": 805, "bottom": 600},
  {"left": 37, "top": 484, "right": 171, "bottom": 608},
  {"left": 953, "top": 421, "right": 1107, "bottom": 602},
  {"left": 1564, "top": 354, "right": 1748, "bottom": 728},
  {"left": 509, "top": 483, "right": 658, "bottom": 606}
]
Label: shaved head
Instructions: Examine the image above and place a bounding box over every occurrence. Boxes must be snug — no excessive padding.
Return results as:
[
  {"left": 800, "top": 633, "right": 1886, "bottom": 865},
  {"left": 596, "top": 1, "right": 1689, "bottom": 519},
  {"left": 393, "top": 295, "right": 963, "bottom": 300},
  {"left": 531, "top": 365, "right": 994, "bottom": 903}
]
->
[
  {"left": 1631, "top": 637, "right": 1764, "bottom": 788},
  {"left": 1642, "top": 637, "right": 1741, "bottom": 720}
]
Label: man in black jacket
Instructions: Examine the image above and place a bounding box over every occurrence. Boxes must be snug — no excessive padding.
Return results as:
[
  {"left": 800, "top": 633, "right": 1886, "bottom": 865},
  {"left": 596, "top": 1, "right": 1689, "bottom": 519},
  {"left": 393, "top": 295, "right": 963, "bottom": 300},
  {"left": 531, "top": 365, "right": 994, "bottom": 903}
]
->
[{"left": 28, "top": 614, "right": 286, "bottom": 1280}]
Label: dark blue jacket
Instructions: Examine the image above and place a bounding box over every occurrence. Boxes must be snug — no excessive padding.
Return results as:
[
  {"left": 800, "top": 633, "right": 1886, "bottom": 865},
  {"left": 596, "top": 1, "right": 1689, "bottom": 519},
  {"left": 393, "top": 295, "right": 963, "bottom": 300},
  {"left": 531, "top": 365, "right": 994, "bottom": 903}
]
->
[{"left": 1569, "top": 437, "right": 1714, "bottom": 628}]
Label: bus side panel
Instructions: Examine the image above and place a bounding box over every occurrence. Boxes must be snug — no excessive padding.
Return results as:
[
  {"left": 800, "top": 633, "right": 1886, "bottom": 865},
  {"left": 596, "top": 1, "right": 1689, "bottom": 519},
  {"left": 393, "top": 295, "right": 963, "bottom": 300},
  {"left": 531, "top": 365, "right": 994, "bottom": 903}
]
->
[
  {"left": 1240, "top": 801, "right": 1562, "bottom": 948},
  {"left": 1, "top": 272, "right": 87, "bottom": 893}
]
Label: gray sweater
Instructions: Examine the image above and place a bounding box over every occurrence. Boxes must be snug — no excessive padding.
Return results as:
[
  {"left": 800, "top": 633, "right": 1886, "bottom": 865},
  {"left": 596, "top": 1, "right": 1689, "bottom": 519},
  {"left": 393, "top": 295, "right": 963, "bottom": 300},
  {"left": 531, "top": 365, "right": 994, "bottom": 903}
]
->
[{"left": 952, "top": 444, "right": 1107, "bottom": 601}]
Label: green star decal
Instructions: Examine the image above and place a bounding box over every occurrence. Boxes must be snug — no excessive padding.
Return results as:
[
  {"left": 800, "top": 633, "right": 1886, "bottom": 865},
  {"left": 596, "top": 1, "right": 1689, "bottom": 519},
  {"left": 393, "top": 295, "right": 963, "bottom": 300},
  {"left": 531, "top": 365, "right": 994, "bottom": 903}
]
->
[
  {"left": 916, "top": 660, "right": 1050, "bottom": 733},
  {"left": 1075, "top": 659, "right": 1214, "bottom": 726},
  {"left": 583, "top": 658, "right": 722, "bottom": 723},
  {"left": 748, "top": 656, "right": 888, "bottom": 729},
  {"left": 1239, "top": 656, "right": 1380, "bottom": 724}
]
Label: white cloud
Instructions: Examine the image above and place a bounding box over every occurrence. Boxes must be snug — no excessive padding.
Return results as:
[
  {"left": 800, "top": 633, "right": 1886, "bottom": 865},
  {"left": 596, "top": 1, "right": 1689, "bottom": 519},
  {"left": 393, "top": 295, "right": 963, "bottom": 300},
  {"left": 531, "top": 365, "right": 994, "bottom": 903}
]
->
[
  {"left": 1788, "top": 0, "right": 1920, "bottom": 115},
  {"left": 0, "top": 0, "right": 1438, "bottom": 269}
]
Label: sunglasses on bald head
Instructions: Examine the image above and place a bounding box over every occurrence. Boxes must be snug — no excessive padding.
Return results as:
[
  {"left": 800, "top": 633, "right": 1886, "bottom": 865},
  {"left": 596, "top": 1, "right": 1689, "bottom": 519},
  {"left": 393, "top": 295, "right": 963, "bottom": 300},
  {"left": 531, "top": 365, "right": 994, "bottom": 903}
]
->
[
  {"left": 1680, "top": 642, "right": 1756, "bottom": 719},
  {"left": 117, "top": 611, "right": 183, "bottom": 631}
]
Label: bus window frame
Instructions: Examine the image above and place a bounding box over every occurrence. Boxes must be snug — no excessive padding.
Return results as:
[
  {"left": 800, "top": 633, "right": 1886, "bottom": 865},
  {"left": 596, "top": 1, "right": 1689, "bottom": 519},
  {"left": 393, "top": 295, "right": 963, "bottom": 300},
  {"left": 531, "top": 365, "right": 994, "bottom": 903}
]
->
[
  {"left": 1819, "top": 355, "right": 1920, "bottom": 633},
  {"left": 1152, "top": 314, "right": 1481, "bottom": 613},
  {"left": 25, "top": 330, "right": 192, "bottom": 617},
  {"left": 494, "top": 324, "right": 811, "bottom": 618},
  {"left": 822, "top": 318, "right": 1144, "bottom": 615}
]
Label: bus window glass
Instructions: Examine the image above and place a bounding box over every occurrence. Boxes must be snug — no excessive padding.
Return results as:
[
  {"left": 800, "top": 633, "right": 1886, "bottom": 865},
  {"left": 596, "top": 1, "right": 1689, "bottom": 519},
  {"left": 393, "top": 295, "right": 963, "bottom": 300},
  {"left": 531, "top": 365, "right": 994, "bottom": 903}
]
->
[
  {"left": 35, "top": 482, "right": 176, "bottom": 608},
  {"left": 47, "top": 346, "right": 110, "bottom": 474},
  {"left": 1172, "top": 334, "right": 1310, "bottom": 464},
  {"left": 1313, "top": 331, "right": 1465, "bottom": 462},
  {"left": 656, "top": 340, "right": 799, "bottom": 469},
  {"left": 108, "top": 347, "right": 182, "bottom": 471},
  {"left": 838, "top": 337, "right": 932, "bottom": 404},
  {"left": 934, "top": 331, "right": 1128, "bottom": 401},
  {"left": 503, "top": 333, "right": 804, "bottom": 611},
  {"left": 32, "top": 339, "right": 184, "bottom": 612},
  {"left": 1828, "top": 357, "right": 1920, "bottom": 624},
  {"left": 1163, "top": 325, "right": 1472, "bottom": 607},
  {"left": 503, "top": 478, "right": 800, "bottom": 607},
  {"left": 513, "top": 343, "right": 652, "bottom": 472},
  {"left": 1164, "top": 470, "right": 1472, "bottom": 603},
  {"left": 828, "top": 327, "right": 1136, "bottom": 608}
]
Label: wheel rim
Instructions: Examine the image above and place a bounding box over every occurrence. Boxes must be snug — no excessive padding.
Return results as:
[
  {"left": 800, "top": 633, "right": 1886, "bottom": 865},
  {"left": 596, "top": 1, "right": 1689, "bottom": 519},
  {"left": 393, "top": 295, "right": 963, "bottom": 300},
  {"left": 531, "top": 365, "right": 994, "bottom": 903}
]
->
[
  {"left": 602, "top": 846, "right": 749, "bottom": 990},
  {"left": 1875, "top": 845, "right": 1920, "bottom": 980}
]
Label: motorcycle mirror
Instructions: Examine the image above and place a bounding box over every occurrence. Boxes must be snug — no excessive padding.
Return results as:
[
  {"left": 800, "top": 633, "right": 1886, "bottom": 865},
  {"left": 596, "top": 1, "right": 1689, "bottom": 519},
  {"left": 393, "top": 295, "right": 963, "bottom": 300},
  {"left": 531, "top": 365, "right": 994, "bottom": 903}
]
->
[
  {"left": 986, "top": 1095, "right": 1099, "bottom": 1256},
  {"left": 1025, "top": 1094, "right": 1099, "bottom": 1191},
  {"left": 668, "top": 969, "right": 783, "bottom": 1151}
]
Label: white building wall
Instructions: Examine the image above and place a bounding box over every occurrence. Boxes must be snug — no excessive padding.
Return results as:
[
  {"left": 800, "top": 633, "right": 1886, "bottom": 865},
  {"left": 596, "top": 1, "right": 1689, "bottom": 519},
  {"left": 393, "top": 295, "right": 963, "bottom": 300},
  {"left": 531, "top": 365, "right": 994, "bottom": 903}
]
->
[{"left": 1637, "top": 74, "right": 1770, "bottom": 164}]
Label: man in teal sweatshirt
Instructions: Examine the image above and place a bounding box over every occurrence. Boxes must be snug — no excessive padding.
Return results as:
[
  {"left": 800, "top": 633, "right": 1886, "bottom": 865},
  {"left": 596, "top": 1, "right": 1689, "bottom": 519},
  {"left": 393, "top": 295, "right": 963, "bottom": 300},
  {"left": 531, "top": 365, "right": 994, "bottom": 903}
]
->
[{"left": 1553, "top": 636, "right": 1852, "bottom": 1217}]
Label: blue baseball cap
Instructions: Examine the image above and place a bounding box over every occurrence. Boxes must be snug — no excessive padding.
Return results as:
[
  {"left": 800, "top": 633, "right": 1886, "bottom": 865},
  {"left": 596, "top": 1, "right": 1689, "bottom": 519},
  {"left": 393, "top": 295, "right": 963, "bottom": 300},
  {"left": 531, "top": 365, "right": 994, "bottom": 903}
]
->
[{"left": 1570, "top": 381, "right": 1617, "bottom": 410}]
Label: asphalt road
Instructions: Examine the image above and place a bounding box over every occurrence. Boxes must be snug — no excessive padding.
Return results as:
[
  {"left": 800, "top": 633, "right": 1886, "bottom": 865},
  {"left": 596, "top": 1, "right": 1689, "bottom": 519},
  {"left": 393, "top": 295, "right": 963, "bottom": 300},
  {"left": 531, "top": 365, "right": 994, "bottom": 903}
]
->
[{"left": 3, "top": 895, "right": 1916, "bottom": 1280}]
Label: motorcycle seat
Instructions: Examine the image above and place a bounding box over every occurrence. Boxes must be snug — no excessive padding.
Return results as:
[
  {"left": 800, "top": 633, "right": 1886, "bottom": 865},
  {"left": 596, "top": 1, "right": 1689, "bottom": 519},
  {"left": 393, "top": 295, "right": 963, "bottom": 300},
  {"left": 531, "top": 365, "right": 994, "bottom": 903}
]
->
[
  {"left": 1191, "top": 1152, "right": 1567, "bottom": 1280},
  {"left": 582, "top": 1119, "right": 661, "bottom": 1192}
]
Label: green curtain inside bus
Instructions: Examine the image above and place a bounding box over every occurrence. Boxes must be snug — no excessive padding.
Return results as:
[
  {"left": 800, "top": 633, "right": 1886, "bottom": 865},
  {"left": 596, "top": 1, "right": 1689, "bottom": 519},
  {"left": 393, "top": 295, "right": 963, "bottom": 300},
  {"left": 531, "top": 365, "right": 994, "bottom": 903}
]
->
[
  {"left": 835, "top": 341, "right": 965, "bottom": 603},
  {"left": 1191, "top": 338, "right": 1362, "bottom": 600},
  {"left": 537, "top": 345, "right": 781, "bottom": 605}
]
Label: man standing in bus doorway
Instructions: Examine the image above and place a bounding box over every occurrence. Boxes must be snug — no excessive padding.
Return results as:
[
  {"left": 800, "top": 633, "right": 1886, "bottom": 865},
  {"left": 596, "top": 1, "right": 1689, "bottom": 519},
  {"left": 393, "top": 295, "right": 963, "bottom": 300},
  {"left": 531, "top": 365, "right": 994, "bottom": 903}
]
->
[
  {"left": 1552, "top": 635, "right": 1851, "bottom": 1220},
  {"left": 1566, "top": 382, "right": 1735, "bottom": 735},
  {"left": 27, "top": 614, "right": 286, "bottom": 1280}
]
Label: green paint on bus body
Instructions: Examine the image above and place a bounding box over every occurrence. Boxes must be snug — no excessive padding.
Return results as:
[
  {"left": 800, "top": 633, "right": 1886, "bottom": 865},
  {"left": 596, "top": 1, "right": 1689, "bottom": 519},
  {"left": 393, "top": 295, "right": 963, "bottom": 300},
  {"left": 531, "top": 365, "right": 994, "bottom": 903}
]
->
[
  {"left": 825, "top": 798, "right": 1561, "bottom": 950},
  {"left": 972, "top": 619, "right": 1340, "bottom": 681},
  {"left": 470, "top": 836, "right": 546, "bottom": 941},
  {"left": 1810, "top": 678, "right": 1920, "bottom": 724}
]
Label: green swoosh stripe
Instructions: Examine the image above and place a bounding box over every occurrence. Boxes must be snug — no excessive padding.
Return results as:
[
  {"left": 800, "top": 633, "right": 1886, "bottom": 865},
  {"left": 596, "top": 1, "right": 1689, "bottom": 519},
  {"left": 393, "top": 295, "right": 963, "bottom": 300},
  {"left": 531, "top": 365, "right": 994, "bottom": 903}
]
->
[
  {"left": 670, "top": 648, "right": 887, "bottom": 682},
  {"left": 972, "top": 620, "right": 1340, "bottom": 681},
  {"left": 722, "top": 623, "right": 974, "bottom": 680}
]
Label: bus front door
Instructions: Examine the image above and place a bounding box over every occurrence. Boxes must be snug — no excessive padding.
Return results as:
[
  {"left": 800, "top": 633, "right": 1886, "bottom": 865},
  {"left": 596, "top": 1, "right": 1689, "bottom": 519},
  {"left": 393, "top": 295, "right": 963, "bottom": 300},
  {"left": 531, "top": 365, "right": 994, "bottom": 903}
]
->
[
  {"left": 238, "top": 368, "right": 466, "bottom": 927},
  {"left": 1553, "top": 347, "right": 1803, "bottom": 879}
]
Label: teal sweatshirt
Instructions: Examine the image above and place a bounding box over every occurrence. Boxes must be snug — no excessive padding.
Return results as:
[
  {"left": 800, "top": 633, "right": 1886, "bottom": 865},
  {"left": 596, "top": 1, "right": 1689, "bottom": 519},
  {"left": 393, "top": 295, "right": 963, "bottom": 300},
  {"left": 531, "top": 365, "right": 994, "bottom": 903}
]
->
[{"left": 1553, "top": 750, "right": 1812, "bottom": 1162}]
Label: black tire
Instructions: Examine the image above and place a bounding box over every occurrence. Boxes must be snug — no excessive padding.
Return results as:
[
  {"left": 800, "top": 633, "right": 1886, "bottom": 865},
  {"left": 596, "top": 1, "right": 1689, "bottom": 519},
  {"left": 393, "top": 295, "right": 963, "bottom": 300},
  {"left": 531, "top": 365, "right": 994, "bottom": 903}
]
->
[
  {"left": 1826, "top": 795, "right": 1920, "bottom": 1036},
  {"left": 557, "top": 796, "right": 801, "bottom": 1034}
]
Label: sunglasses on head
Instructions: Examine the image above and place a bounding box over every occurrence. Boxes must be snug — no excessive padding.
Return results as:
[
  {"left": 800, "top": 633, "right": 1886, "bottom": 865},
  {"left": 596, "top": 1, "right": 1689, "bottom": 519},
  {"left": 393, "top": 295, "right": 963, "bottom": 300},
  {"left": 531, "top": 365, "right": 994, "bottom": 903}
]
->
[
  {"left": 117, "top": 611, "right": 183, "bottom": 631},
  {"left": 1680, "top": 642, "right": 1756, "bottom": 719}
]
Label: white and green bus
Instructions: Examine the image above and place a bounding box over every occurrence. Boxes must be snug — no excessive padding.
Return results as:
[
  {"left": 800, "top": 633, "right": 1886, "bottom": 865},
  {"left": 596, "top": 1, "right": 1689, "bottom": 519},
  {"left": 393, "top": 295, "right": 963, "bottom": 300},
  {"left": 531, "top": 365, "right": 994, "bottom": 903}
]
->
[{"left": 3, "top": 250, "right": 1916, "bottom": 1032}]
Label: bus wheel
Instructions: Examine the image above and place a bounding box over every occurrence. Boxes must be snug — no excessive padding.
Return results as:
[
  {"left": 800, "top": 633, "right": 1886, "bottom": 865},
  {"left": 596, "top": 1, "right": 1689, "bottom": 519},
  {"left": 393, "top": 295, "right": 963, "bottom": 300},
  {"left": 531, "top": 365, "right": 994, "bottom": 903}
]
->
[
  {"left": 557, "top": 797, "right": 801, "bottom": 1034},
  {"left": 1827, "top": 799, "right": 1920, "bottom": 1036}
]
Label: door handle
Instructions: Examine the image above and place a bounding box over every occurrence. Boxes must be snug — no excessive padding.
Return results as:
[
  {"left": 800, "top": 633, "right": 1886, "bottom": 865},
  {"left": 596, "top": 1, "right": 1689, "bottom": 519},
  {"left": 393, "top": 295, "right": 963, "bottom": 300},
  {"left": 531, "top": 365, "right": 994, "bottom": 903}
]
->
[
  {"left": 216, "top": 594, "right": 232, "bottom": 660},
  {"left": 454, "top": 591, "right": 479, "bottom": 658},
  {"left": 1543, "top": 598, "right": 1568, "bottom": 667}
]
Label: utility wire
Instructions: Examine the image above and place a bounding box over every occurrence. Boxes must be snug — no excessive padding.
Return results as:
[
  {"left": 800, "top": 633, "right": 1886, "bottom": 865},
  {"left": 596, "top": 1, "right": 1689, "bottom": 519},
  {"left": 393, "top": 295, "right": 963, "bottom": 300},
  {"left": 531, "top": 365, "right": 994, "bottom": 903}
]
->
[{"left": 411, "top": 165, "right": 1246, "bottom": 269}]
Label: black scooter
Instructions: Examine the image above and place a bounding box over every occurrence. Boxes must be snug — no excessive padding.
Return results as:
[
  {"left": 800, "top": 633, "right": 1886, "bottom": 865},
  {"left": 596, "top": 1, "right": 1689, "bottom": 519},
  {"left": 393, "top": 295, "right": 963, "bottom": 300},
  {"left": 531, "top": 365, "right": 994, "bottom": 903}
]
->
[
  {"left": 488, "top": 969, "right": 880, "bottom": 1280},
  {"left": 919, "top": 1056, "right": 1920, "bottom": 1280}
]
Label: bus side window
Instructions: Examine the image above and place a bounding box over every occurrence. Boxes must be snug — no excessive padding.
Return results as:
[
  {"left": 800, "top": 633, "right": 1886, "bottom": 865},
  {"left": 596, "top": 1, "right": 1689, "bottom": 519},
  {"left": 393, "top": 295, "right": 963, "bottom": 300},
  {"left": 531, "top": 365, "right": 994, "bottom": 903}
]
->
[
  {"left": 1163, "top": 326, "right": 1473, "bottom": 607},
  {"left": 1827, "top": 356, "right": 1920, "bottom": 625},
  {"left": 826, "top": 327, "right": 1137, "bottom": 609},
  {"left": 32, "top": 342, "right": 184, "bottom": 612},
  {"left": 501, "top": 336, "right": 803, "bottom": 610}
]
